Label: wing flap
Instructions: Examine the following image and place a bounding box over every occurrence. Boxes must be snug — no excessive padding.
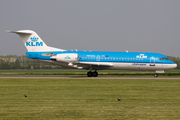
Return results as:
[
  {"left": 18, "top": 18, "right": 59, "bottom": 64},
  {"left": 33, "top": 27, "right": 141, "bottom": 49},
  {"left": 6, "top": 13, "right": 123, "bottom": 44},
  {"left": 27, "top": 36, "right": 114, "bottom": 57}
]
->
[{"left": 77, "top": 62, "right": 113, "bottom": 67}]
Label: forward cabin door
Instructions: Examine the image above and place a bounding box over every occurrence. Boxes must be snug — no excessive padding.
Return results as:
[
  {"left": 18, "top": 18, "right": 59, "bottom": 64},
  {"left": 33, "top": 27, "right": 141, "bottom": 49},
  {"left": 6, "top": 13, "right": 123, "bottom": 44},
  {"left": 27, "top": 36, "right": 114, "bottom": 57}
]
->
[{"left": 150, "top": 57, "right": 155, "bottom": 66}]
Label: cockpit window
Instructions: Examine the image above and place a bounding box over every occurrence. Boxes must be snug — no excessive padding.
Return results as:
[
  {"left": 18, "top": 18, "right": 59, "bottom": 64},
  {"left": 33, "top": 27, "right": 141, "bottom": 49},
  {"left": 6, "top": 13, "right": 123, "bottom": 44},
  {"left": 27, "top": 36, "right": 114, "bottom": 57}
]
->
[{"left": 159, "top": 57, "right": 168, "bottom": 60}]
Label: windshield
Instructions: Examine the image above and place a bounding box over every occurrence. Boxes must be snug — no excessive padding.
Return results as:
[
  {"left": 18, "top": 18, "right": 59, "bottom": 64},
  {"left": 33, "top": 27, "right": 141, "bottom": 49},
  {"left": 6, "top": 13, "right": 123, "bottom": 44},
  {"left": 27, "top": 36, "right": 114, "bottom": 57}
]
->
[{"left": 159, "top": 57, "right": 169, "bottom": 60}]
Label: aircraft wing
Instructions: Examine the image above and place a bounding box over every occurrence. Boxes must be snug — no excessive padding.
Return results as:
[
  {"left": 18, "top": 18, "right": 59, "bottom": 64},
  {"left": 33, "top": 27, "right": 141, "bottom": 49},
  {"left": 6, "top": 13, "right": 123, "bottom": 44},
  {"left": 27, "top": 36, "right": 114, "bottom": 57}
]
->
[
  {"left": 48, "top": 53, "right": 114, "bottom": 69},
  {"left": 73, "top": 62, "right": 114, "bottom": 70},
  {"left": 77, "top": 62, "right": 113, "bottom": 66}
]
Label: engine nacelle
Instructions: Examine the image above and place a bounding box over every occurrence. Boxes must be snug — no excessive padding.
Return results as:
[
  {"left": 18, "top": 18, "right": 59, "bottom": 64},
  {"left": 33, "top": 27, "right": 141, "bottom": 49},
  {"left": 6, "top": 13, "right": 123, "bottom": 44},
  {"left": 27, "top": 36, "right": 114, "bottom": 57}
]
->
[{"left": 51, "top": 53, "right": 79, "bottom": 62}]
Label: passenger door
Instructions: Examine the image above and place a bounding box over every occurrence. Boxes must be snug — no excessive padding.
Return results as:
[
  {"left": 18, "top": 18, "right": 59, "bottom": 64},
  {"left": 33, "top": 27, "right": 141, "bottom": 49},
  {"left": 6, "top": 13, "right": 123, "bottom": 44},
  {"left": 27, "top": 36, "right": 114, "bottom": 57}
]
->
[{"left": 150, "top": 57, "right": 155, "bottom": 66}]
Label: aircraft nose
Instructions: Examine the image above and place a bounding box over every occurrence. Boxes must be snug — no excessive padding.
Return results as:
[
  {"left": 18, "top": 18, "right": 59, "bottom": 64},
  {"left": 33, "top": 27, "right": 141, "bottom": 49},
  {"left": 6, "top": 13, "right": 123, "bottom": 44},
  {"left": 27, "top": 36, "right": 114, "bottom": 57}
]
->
[
  {"left": 174, "top": 63, "right": 177, "bottom": 68},
  {"left": 171, "top": 63, "right": 177, "bottom": 69},
  {"left": 163, "top": 63, "right": 177, "bottom": 70},
  {"left": 169, "top": 60, "right": 177, "bottom": 69}
]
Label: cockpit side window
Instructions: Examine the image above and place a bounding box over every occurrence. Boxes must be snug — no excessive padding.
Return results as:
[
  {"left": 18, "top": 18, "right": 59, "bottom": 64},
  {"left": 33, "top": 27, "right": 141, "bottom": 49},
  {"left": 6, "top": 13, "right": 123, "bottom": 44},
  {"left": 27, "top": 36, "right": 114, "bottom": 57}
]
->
[{"left": 159, "top": 57, "right": 168, "bottom": 60}]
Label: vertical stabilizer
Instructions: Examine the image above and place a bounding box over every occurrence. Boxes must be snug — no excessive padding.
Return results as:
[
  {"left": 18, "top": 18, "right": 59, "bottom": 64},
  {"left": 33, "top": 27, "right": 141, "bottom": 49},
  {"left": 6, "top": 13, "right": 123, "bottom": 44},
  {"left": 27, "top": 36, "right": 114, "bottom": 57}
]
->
[{"left": 6, "top": 30, "right": 66, "bottom": 52}]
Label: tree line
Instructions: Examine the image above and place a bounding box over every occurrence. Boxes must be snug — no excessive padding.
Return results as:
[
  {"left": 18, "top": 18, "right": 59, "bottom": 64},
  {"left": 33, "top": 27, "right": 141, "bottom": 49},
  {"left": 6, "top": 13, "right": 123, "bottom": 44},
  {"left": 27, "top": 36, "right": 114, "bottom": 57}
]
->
[
  {"left": 0, "top": 55, "right": 179, "bottom": 69},
  {"left": 0, "top": 55, "right": 64, "bottom": 69}
]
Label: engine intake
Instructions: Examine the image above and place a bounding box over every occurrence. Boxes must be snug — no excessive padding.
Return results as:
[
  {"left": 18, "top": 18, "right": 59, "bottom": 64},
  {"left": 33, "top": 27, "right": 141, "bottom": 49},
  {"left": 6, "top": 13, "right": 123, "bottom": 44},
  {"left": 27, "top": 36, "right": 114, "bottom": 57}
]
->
[{"left": 51, "top": 53, "right": 79, "bottom": 62}]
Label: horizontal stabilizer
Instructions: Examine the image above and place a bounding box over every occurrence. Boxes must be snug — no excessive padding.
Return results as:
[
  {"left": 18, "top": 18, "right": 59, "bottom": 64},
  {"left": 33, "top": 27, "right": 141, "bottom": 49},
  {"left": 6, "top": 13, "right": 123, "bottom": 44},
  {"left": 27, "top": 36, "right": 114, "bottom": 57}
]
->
[{"left": 5, "top": 30, "right": 32, "bottom": 35}]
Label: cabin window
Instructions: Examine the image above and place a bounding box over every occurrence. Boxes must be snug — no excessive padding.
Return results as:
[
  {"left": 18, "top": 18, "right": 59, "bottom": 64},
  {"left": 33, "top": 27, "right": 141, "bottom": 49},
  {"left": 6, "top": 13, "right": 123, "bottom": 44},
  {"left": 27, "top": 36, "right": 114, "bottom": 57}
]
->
[
  {"left": 80, "top": 57, "right": 81, "bottom": 59},
  {"left": 85, "top": 57, "right": 87, "bottom": 59},
  {"left": 125, "top": 58, "right": 126, "bottom": 60},
  {"left": 136, "top": 58, "right": 137, "bottom": 60},
  {"left": 113, "top": 58, "right": 115, "bottom": 60},
  {"left": 83, "top": 57, "right": 84, "bottom": 59},
  {"left": 122, "top": 58, "right": 124, "bottom": 60},
  {"left": 108, "top": 58, "right": 109, "bottom": 60},
  {"left": 130, "top": 58, "right": 132, "bottom": 60},
  {"left": 128, "top": 58, "right": 129, "bottom": 60},
  {"left": 133, "top": 58, "right": 135, "bottom": 60},
  {"left": 142, "top": 59, "right": 143, "bottom": 60},
  {"left": 111, "top": 58, "right": 112, "bottom": 60},
  {"left": 116, "top": 58, "right": 118, "bottom": 60},
  {"left": 119, "top": 58, "right": 121, "bottom": 60}
]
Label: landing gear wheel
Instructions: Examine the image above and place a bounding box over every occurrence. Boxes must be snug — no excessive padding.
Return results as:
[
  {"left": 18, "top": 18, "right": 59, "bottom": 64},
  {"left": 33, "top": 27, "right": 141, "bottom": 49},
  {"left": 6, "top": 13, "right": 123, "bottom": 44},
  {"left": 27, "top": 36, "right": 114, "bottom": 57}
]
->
[
  {"left": 87, "top": 72, "right": 93, "bottom": 77},
  {"left": 92, "top": 71, "right": 98, "bottom": 77},
  {"left": 154, "top": 73, "right": 158, "bottom": 77}
]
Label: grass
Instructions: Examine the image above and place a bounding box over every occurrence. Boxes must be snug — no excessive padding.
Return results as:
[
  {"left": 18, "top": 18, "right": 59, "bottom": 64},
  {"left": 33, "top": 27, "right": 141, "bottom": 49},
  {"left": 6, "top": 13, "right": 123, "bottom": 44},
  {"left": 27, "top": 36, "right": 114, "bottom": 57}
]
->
[
  {"left": 0, "top": 78, "right": 180, "bottom": 119},
  {"left": 0, "top": 69, "right": 180, "bottom": 73},
  {"left": 0, "top": 69, "right": 180, "bottom": 77}
]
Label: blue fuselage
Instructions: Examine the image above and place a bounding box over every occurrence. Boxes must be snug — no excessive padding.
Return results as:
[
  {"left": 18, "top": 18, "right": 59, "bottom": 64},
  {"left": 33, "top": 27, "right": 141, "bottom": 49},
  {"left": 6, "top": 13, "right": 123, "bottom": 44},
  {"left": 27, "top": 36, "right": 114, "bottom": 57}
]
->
[{"left": 26, "top": 51, "right": 175, "bottom": 64}]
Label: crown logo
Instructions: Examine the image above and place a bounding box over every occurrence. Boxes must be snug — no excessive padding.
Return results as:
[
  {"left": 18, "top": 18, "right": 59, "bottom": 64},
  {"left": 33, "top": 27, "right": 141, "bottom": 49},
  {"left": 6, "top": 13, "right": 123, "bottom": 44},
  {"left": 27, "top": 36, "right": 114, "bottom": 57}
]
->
[
  {"left": 30, "top": 36, "right": 39, "bottom": 41},
  {"left": 65, "top": 56, "right": 71, "bottom": 59}
]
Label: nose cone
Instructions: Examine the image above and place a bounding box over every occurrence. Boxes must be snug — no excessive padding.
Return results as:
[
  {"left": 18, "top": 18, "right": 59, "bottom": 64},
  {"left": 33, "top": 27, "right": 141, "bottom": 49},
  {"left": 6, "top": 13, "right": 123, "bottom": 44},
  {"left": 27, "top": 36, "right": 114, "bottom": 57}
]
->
[
  {"left": 173, "top": 63, "right": 177, "bottom": 69},
  {"left": 169, "top": 63, "right": 177, "bottom": 69},
  {"left": 163, "top": 63, "right": 177, "bottom": 70},
  {"left": 169, "top": 60, "right": 177, "bottom": 69}
]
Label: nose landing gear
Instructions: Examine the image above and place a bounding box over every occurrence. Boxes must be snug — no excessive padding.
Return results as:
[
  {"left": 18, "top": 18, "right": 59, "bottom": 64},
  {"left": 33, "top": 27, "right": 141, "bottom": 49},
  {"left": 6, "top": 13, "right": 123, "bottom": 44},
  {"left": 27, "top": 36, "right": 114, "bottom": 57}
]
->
[
  {"left": 154, "top": 73, "right": 158, "bottom": 77},
  {"left": 87, "top": 71, "right": 98, "bottom": 77}
]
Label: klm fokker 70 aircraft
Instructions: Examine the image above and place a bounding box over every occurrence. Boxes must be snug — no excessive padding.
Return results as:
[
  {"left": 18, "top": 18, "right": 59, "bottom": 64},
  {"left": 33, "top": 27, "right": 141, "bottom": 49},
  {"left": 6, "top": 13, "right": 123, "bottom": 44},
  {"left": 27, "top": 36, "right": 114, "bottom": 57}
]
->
[{"left": 6, "top": 30, "right": 177, "bottom": 77}]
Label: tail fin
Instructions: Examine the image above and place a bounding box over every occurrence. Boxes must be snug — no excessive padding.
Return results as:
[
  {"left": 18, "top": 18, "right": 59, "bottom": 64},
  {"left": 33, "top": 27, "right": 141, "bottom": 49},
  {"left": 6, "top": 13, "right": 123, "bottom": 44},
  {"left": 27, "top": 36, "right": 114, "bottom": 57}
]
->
[{"left": 6, "top": 30, "right": 66, "bottom": 52}]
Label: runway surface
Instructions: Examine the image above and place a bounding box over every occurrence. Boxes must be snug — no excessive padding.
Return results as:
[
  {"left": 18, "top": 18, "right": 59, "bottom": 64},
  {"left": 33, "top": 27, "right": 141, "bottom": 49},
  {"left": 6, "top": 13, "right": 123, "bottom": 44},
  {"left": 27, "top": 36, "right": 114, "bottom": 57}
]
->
[{"left": 0, "top": 76, "right": 180, "bottom": 79}]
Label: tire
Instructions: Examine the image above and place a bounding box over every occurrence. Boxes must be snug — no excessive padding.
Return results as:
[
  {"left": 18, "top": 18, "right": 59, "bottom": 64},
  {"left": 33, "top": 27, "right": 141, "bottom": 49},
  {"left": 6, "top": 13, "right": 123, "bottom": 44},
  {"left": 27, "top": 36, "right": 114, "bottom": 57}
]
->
[
  {"left": 87, "top": 72, "right": 93, "bottom": 77},
  {"left": 92, "top": 72, "right": 98, "bottom": 77},
  {"left": 154, "top": 73, "right": 158, "bottom": 77}
]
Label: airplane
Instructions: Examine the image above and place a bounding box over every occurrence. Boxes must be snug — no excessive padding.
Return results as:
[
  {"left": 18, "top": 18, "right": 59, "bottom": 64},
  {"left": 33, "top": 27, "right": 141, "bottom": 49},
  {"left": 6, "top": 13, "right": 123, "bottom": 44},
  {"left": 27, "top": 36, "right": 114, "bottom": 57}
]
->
[{"left": 6, "top": 30, "right": 177, "bottom": 77}]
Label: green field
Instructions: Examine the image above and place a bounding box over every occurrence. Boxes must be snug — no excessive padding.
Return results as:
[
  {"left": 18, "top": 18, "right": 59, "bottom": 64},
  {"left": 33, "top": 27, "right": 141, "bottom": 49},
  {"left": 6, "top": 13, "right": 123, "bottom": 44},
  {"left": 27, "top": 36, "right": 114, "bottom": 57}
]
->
[
  {"left": 0, "top": 78, "right": 180, "bottom": 119},
  {"left": 0, "top": 69, "right": 180, "bottom": 77},
  {"left": 0, "top": 69, "right": 180, "bottom": 73}
]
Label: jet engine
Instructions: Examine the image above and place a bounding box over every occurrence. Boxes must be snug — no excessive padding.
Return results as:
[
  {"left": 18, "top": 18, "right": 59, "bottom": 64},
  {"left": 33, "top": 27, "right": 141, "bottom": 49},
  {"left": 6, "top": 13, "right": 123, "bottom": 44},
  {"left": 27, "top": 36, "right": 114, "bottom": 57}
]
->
[{"left": 51, "top": 53, "right": 79, "bottom": 62}]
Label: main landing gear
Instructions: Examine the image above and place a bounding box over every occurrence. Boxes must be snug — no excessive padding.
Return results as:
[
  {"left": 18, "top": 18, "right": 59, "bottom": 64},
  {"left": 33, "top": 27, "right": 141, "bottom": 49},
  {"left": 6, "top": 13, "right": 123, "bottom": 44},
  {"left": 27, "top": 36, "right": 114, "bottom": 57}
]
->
[
  {"left": 87, "top": 71, "right": 98, "bottom": 77},
  {"left": 154, "top": 73, "right": 158, "bottom": 77}
]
